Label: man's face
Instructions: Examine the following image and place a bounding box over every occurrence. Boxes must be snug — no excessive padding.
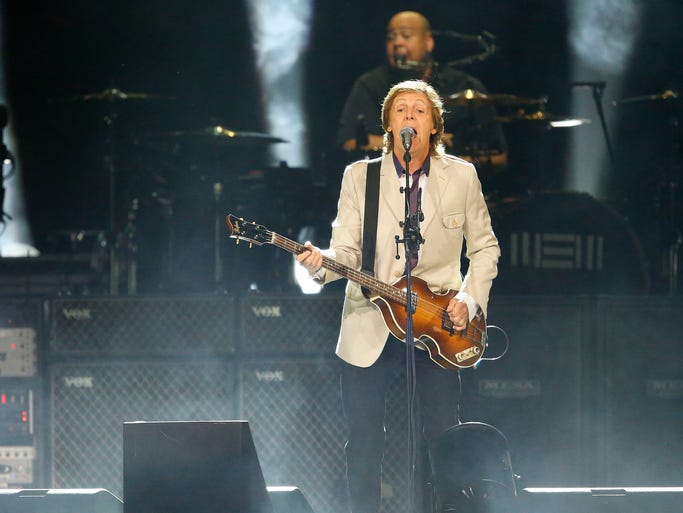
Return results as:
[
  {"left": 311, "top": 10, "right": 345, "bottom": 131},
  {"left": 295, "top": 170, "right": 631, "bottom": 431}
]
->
[
  {"left": 385, "top": 12, "right": 434, "bottom": 67},
  {"left": 387, "top": 91, "right": 436, "bottom": 157}
]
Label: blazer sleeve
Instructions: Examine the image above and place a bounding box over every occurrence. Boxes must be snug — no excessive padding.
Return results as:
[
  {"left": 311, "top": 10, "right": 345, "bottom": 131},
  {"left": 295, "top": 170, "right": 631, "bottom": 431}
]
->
[
  {"left": 459, "top": 165, "right": 500, "bottom": 317},
  {"left": 321, "top": 161, "right": 365, "bottom": 284}
]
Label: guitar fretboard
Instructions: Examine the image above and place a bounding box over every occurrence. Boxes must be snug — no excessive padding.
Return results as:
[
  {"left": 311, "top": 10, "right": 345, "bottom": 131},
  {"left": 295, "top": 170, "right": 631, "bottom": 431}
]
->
[{"left": 271, "top": 232, "right": 407, "bottom": 306}]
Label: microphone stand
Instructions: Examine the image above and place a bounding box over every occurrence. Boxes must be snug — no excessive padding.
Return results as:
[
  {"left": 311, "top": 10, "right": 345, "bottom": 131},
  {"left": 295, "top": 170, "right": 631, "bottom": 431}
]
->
[
  {"left": 574, "top": 81, "right": 617, "bottom": 174},
  {"left": 396, "top": 144, "right": 425, "bottom": 513}
]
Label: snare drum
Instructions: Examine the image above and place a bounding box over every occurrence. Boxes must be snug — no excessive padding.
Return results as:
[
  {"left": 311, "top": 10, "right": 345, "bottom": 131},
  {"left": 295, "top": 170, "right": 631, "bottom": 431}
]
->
[{"left": 490, "top": 192, "right": 649, "bottom": 295}]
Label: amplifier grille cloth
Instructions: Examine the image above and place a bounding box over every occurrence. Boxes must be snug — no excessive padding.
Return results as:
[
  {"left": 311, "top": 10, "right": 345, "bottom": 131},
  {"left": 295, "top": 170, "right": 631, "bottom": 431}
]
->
[
  {"left": 51, "top": 297, "right": 236, "bottom": 354},
  {"left": 50, "top": 361, "right": 237, "bottom": 497}
]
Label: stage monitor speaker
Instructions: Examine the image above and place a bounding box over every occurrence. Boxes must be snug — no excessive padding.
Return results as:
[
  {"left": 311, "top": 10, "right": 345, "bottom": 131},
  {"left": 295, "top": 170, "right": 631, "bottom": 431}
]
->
[
  {"left": 459, "top": 296, "right": 591, "bottom": 486},
  {"left": 519, "top": 486, "right": 683, "bottom": 513},
  {"left": 123, "top": 421, "right": 272, "bottom": 513},
  {"left": 0, "top": 488, "right": 122, "bottom": 513},
  {"left": 596, "top": 296, "right": 683, "bottom": 485},
  {"left": 267, "top": 486, "right": 315, "bottom": 513},
  {"left": 50, "top": 360, "right": 237, "bottom": 498},
  {"left": 50, "top": 296, "right": 236, "bottom": 356}
]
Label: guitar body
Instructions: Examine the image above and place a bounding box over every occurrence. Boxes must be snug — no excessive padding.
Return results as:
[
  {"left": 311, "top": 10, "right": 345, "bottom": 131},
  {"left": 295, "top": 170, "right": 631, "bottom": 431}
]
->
[{"left": 365, "top": 276, "right": 486, "bottom": 369}]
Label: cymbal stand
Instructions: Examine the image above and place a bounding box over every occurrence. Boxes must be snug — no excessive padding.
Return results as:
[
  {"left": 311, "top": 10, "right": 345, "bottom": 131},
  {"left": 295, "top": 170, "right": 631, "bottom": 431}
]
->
[
  {"left": 663, "top": 100, "right": 681, "bottom": 295},
  {"left": 577, "top": 81, "right": 617, "bottom": 173},
  {"left": 103, "top": 108, "right": 121, "bottom": 295},
  {"left": 213, "top": 180, "right": 225, "bottom": 291},
  {"left": 103, "top": 105, "right": 139, "bottom": 295}
]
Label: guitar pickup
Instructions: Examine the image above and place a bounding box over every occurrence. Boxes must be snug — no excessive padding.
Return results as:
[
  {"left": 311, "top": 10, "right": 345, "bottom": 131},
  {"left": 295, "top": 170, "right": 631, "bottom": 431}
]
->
[
  {"left": 441, "top": 311, "right": 455, "bottom": 335},
  {"left": 408, "top": 291, "right": 418, "bottom": 313}
]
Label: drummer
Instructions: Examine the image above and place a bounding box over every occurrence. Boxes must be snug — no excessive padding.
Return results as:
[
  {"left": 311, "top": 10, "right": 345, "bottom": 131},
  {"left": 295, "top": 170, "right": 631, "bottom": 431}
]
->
[{"left": 336, "top": 10, "right": 508, "bottom": 170}]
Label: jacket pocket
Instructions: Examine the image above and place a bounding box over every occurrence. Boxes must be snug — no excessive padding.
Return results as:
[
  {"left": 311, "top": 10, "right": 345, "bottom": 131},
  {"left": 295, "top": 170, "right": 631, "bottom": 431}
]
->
[{"left": 442, "top": 212, "right": 465, "bottom": 229}]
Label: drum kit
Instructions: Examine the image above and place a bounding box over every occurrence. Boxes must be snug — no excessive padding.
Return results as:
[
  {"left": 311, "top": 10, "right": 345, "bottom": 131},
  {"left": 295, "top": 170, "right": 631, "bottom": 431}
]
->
[
  {"left": 60, "top": 80, "right": 679, "bottom": 296},
  {"left": 442, "top": 84, "right": 680, "bottom": 295},
  {"left": 445, "top": 82, "right": 683, "bottom": 296},
  {"left": 57, "top": 87, "right": 296, "bottom": 295}
]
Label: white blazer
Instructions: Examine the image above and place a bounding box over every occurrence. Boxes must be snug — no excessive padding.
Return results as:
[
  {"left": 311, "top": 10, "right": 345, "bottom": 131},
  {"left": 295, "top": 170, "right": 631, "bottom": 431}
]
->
[{"left": 323, "top": 153, "right": 500, "bottom": 367}]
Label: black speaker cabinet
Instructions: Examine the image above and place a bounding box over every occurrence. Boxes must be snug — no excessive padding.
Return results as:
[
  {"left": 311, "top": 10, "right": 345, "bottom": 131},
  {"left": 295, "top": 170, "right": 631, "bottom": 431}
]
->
[
  {"left": 596, "top": 296, "right": 683, "bottom": 485},
  {"left": 50, "top": 360, "right": 237, "bottom": 497},
  {"left": 239, "top": 357, "right": 346, "bottom": 513},
  {"left": 0, "top": 488, "right": 122, "bottom": 513},
  {"left": 50, "top": 296, "right": 236, "bottom": 356},
  {"left": 123, "top": 421, "right": 272, "bottom": 513},
  {"left": 238, "top": 294, "right": 343, "bottom": 354},
  {"left": 239, "top": 355, "right": 413, "bottom": 513},
  {"left": 519, "top": 487, "right": 683, "bottom": 513},
  {"left": 459, "top": 296, "right": 591, "bottom": 486}
]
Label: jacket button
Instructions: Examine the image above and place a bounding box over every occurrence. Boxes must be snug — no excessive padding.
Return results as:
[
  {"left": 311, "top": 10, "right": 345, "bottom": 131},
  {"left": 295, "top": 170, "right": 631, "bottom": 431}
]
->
[{"left": 394, "top": 270, "right": 402, "bottom": 278}]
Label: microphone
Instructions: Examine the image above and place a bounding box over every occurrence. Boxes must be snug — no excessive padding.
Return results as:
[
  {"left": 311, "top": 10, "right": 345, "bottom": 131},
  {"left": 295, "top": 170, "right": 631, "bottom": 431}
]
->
[
  {"left": 400, "top": 126, "right": 416, "bottom": 151},
  {"left": 395, "top": 54, "right": 427, "bottom": 70}
]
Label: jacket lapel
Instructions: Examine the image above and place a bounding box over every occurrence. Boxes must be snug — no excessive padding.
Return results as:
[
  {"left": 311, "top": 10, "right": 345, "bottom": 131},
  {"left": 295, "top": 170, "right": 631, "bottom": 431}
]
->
[
  {"left": 420, "top": 156, "right": 449, "bottom": 235},
  {"left": 380, "top": 155, "right": 404, "bottom": 225}
]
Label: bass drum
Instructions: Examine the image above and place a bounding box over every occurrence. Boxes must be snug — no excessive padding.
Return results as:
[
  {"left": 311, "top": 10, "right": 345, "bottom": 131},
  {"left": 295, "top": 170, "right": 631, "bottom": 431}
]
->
[{"left": 490, "top": 192, "right": 649, "bottom": 295}]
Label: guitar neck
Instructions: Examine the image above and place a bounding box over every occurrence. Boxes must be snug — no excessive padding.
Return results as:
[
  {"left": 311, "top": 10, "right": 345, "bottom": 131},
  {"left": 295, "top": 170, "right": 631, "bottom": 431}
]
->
[{"left": 271, "top": 233, "right": 406, "bottom": 305}]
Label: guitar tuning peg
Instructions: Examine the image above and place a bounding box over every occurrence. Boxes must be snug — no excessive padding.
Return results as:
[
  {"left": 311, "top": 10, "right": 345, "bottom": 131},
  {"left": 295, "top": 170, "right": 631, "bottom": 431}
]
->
[
  {"left": 249, "top": 243, "right": 253, "bottom": 249},
  {"left": 236, "top": 239, "right": 240, "bottom": 245}
]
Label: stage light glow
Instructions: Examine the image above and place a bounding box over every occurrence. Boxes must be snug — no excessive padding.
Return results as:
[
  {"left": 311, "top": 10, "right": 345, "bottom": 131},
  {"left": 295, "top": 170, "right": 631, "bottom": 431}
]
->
[
  {"left": 0, "top": 10, "right": 37, "bottom": 257},
  {"left": 565, "top": 0, "right": 642, "bottom": 197},
  {"left": 247, "top": 0, "right": 313, "bottom": 167},
  {"left": 293, "top": 259, "right": 323, "bottom": 295},
  {"left": 569, "top": 0, "right": 641, "bottom": 76},
  {"left": 293, "top": 225, "right": 322, "bottom": 294}
]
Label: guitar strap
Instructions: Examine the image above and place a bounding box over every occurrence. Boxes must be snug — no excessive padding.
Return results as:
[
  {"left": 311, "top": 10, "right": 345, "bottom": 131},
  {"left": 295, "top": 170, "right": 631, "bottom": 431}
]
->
[{"left": 362, "top": 158, "right": 382, "bottom": 277}]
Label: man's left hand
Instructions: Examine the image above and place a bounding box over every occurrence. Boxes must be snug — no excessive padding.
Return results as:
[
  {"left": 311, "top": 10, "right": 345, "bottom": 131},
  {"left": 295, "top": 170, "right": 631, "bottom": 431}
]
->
[{"left": 446, "top": 298, "right": 469, "bottom": 331}]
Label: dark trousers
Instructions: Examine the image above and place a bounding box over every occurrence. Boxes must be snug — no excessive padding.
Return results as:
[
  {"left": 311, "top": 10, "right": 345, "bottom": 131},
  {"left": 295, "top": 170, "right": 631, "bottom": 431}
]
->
[{"left": 340, "top": 336, "right": 461, "bottom": 513}]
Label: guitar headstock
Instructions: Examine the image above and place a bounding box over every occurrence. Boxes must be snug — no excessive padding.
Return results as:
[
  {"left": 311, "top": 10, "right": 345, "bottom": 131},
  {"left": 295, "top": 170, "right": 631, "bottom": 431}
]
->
[{"left": 225, "top": 214, "right": 273, "bottom": 246}]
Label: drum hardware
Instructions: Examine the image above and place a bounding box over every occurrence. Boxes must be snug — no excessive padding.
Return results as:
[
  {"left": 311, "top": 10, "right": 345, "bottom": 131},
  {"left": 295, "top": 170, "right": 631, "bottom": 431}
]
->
[
  {"left": 494, "top": 108, "right": 590, "bottom": 195},
  {"left": 495, "top": 110, "right": 591, "bottom": 128},
  {"left": 571, "top": 81, "right": 617, "bottom": 176},
  {"left": 67, "top": 87, "right": 176, "bottom": 102},
  {"left": 614, "top": 87, "right": 681, "bottom": 295},
  {"left": 56, "top": 88, "right": 176, "bottom": 295},
  {"left": 433, "top": 29, "right": 498, "bottom": 68},
  {"left": 490, "top": 191, "right": 650, "bottom": 295},
  {"left": 612, "top": 88, "right": 678, "bottom": 106},
  {"left": 131, "top": 125, "right": 289, "bottom": 293},
  {"left": 445, "top": 89, "right": 548, "bottom": 107},
  {"left": 144, "top": 125, "right": 287, "bottom": 146}
]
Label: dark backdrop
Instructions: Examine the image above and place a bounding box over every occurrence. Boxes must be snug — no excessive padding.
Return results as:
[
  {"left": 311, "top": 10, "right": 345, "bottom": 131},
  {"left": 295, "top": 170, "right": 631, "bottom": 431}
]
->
[{"left": 3, "top": 0, "right": 682, "bottom": 294}]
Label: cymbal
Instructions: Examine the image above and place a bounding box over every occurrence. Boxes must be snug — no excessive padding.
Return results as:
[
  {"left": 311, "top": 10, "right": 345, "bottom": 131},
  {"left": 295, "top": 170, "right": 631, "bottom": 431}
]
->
[
  {"left": 496, "top": 110, "right": 591, "bottom": 127},
  {"left": 614, "top": 89, "right": 678, "bottom": 106},
  {"left": 68, "top": 88, "right": 175, "bottom": 102},
  {"left": 147, "top": 126, "right": 287, "bottom": 145},
  {"left": 445, "top": 89, "right": 547, "bottom": 107}
]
